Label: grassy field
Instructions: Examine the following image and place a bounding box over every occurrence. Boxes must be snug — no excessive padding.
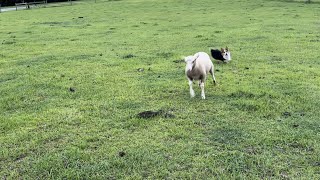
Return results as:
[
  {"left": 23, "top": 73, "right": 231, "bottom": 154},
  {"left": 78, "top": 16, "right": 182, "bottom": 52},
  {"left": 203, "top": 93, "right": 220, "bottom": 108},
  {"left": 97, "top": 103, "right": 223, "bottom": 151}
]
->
[{"left": 1, "top": 0, "right": 320, "bottom": 179}]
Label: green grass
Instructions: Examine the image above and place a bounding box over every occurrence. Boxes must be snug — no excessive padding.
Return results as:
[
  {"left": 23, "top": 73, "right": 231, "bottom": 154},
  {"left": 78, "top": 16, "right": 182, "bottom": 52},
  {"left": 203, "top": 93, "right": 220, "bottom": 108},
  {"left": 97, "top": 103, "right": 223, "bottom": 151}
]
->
[{"left": 1, "top": 0, "right": 320, "bottom": 179}]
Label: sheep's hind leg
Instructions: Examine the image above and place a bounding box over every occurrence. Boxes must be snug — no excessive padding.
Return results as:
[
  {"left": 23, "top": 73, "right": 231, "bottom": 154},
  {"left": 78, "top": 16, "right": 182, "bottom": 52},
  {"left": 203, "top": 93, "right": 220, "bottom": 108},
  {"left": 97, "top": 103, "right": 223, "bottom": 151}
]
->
[
  {"left": 188, "top": 79, "right": 195, "bottom": 98},
  {"left": 209, "top": 68, "right": 217, "bottom": 85},
  {"left": 200, "top": 81, "right": 205, "bottom": 99}
]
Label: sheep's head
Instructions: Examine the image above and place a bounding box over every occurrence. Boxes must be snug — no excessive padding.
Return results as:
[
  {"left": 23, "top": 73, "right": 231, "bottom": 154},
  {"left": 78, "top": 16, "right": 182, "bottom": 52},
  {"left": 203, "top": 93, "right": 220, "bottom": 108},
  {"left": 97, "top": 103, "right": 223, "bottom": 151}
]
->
[
  {"left": 184, "top": 55, "right": 195, "bottom": 64},
  {"left": 185, "top": 53, "right": 200, "bottom": 63},
  {"left": 221, "top": 47, "right": 231, "bottom": 61},
  {"left": 184, "top": 55, "right": 198, "bottom": 71}
]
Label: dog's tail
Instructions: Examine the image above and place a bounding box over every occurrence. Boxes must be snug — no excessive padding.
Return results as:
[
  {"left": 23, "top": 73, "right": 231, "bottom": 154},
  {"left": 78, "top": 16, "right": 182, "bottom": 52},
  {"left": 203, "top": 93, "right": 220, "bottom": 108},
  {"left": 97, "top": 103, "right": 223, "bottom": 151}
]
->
[{"left": 208, "top": 47, "right": 215, "bottom": 53}]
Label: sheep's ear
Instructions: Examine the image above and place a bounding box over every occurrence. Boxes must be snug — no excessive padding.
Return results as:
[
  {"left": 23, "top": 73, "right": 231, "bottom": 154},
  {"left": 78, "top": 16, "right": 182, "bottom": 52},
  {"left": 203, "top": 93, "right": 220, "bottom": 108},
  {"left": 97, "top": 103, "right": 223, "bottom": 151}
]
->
[
  {"left": 193, "top": 53, "right": 200, "bottom": 62},
  {"left": 183, "top": 57, "right": 188, "bottom": 62},
  {"left": 192, "top": 58, "right": 196, "bottom": 63},
  {"left": 184, "top": 56, "right": 192, "bottom": 62}
]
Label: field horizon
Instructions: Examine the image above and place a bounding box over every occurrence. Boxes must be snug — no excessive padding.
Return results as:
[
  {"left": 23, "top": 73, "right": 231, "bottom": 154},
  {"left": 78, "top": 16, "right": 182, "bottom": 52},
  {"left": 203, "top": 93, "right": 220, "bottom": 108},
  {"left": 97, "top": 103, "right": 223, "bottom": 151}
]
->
[{"left": 1, "top": 0, "right": 320, "bottom": 179}]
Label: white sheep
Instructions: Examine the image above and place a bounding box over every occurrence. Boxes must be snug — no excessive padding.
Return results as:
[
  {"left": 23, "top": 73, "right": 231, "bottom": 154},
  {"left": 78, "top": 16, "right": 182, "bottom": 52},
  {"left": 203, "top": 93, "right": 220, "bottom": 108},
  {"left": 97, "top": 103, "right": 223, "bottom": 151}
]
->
[{"left": 184, "top": 52, "right": 216, "bottom": 99}]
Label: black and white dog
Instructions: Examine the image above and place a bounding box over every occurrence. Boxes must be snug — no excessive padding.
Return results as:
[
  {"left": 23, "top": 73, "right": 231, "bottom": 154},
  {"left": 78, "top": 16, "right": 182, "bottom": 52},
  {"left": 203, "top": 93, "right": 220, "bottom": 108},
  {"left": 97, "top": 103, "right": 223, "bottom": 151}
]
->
[{"left": 210, "top": 47, "right": 231, "bottom": 62}]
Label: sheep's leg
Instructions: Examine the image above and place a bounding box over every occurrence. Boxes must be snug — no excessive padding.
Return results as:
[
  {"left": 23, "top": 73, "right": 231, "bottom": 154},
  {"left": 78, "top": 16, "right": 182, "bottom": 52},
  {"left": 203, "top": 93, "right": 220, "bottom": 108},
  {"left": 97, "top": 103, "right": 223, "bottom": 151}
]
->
[
  {"left": 188, "top": 79, "right": 195, "bottom": 98},
  {"left": 200, "top": 81, "right": 205, "bottom": 99},
  {"left": 209, "top": 68, "right": 217, "bottom": 85}
]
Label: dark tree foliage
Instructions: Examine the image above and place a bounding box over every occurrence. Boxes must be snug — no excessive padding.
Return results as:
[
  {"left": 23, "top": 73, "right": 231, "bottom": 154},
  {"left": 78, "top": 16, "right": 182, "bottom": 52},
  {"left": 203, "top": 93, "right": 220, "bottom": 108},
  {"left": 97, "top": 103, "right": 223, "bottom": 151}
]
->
[{"left": 0, "top": 0, "right": 73, "bottom": 6}]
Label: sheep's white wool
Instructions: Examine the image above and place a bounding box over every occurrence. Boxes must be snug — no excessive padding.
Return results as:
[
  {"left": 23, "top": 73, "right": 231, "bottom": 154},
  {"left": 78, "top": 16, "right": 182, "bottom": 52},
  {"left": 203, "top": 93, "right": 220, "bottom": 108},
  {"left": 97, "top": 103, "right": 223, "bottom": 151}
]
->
[{"left": 184, "top": 52, "right": 216, "bottom": 99}]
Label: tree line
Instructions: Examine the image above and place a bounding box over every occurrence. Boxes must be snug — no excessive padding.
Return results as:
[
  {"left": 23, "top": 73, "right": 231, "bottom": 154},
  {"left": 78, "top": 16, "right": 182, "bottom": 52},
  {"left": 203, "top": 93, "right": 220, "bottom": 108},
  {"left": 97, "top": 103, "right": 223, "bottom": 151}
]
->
[{"left": 0, "top": 0, "right": 73, "bottom": 6}]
